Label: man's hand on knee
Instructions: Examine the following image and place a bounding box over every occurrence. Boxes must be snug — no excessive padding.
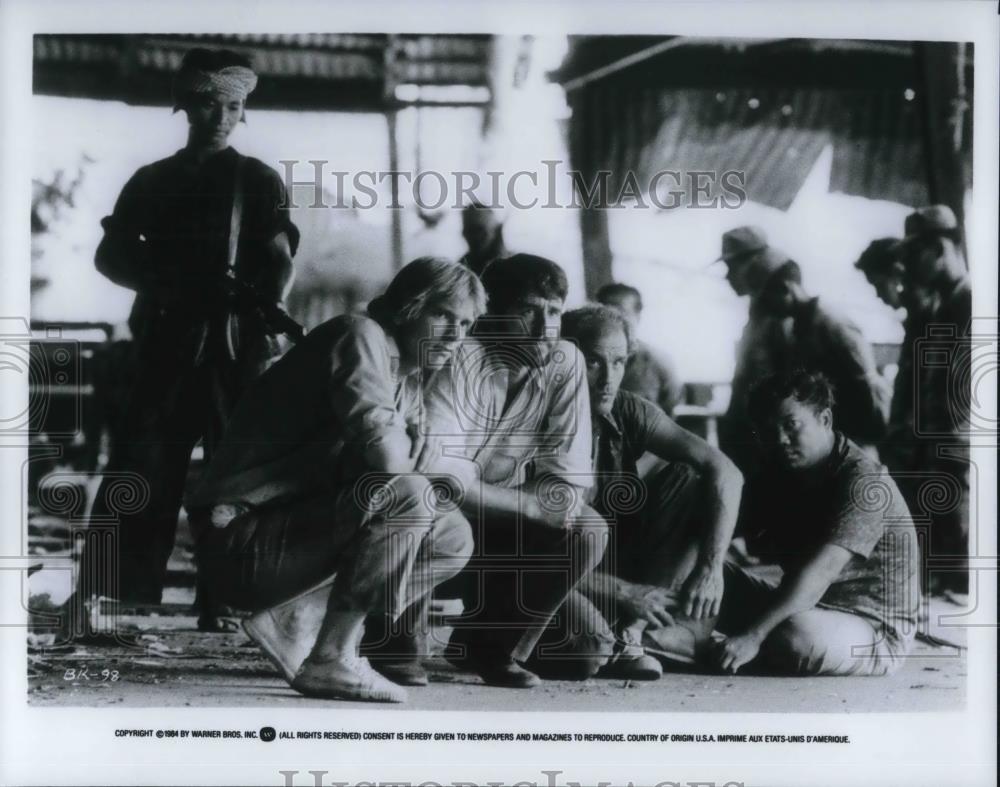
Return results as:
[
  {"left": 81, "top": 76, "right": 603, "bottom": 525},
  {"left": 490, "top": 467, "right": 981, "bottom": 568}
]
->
[
  {"left": 680, "top": 561, "right": 725, "bottom": 620},
  {"left": 621, "top": 583, "right": 679, "bottom": 629}
]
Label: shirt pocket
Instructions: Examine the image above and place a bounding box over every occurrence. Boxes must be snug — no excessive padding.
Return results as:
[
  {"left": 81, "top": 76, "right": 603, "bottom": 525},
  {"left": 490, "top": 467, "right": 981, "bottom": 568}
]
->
[{"left": 480, "top": 451, "right": 519, "bottom": 485}]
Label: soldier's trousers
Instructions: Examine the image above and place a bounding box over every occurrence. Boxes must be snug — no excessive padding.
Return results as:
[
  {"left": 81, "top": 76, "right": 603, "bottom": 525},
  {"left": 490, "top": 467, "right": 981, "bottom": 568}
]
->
[{"left": 77, "top": 349, "right": 253, "bottom": 604}]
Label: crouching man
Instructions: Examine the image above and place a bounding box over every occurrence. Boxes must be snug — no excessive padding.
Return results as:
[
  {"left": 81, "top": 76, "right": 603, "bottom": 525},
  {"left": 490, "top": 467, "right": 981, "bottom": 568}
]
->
[
  {"left": 714, "top": 370, "right": 920, "bottom": 676},
  {"left": 426, "top": 254, "right": 611, "bottom": 688},
  {"left": 184, "top": 258, "right": 485, "bottom": 702},
  {"left": 561, "top": 305, "right": 744, "bottom": 679}
]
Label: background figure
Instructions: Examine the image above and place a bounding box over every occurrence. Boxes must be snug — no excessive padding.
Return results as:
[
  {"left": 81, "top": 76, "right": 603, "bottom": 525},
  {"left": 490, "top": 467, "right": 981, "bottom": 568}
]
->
[
  {"left": 749, "top": 256, "right": 890, "bottom": 456},
  {"left": 596, "top": 282, "right": 684, "bottom": 415},
  {"left": 855, "top": 237, "right": 906, "bottom": 311},
  {"left": 70, "top": 49, "right": 299, "bottom": 632},
  {"left": 714, "top": 226, "right": 794, "bottom": 473},
  {"left": 458, "top": 201, "right": 507, "bottom": 277},
  {"left": 855, "top": 238, "right": 919, "bottom": 465},
  {"left": 889, "top": 205, "right": 971, "bottom": 595}
]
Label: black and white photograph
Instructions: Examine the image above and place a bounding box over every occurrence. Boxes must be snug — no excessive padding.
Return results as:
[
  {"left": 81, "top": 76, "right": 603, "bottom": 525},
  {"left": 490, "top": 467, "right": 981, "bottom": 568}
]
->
[{"left": 0, "top": 2, "right": 996, "bottom": 786}]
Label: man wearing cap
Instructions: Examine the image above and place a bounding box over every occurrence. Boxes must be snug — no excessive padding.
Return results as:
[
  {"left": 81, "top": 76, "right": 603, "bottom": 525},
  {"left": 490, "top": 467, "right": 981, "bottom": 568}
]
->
[
  {"left": 747, "top": 256, "right": 889, "bottom": 454},
  {"left": 68, "top": 48, "right": 300, "bottom": 634},
  {"left": 888, "top": 205, "right": 971, "bottom": 594},
  {"left": 715, "top": 226, "right": 794, "bottom": 472}
]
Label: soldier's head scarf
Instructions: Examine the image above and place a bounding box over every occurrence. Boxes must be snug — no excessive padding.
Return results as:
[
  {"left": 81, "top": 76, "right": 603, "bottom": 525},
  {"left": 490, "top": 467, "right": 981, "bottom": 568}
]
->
[{"left": 172, "top": 48, "right": 258, "bottom": 122}]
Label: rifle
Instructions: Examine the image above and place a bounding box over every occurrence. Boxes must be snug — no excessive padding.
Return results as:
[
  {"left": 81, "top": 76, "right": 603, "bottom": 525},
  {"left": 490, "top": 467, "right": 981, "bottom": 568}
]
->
[
  {"left": 223, "top": 156, "right": 304, "bottom": 345},
  {"left": 222, "top": 269, "right": 305, "bottom": 344}
]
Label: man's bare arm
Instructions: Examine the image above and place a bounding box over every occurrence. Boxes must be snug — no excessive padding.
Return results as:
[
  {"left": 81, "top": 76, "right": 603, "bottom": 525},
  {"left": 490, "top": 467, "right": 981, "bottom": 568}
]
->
[
  {"left": 645, "top": 415, "right": 744, "bottom": 618},
  {"left": 714, "top": 543, "right": 853, "bottom": 673}
]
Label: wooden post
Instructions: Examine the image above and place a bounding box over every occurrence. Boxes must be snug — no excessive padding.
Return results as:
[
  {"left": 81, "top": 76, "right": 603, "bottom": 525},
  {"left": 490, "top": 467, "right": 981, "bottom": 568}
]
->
[
  {"left": 384, "top": 35, "right": 405, "bottom": 271},
  {"left": 570, "top": 85, "right": 614, "bottom": 296},
  {"left": 916, "top": 42, "right": 971, "bottom": 260},
  {"left": 386, "top": 108, "right": 405, "bottom": 271}
]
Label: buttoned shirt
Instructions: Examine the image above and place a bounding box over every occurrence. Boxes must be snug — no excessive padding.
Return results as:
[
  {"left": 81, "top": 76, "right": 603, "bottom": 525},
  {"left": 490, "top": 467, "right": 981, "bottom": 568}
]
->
[{"left": 422, "top": 336, "right": 593, "bottom": 494}]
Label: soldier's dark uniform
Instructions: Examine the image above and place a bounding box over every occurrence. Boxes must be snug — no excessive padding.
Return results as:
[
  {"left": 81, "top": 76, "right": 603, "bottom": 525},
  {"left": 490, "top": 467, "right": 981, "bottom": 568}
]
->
[{"left": 82, "top": 145, "right": 299, "bottom": 605}]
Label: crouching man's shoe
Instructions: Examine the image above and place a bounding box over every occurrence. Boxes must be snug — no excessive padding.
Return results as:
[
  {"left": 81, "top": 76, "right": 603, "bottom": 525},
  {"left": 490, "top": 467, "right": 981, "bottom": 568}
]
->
[
  {"left": 471, "top": 657, "right": 541, "bottom": 689},
  {"left": 361, "top": 612, "right": 430, "bottom": 686},
  {"left": 597, "top": 628, "right": 663, "bottom": 680},
  {"left": 242, "top": 577, "right": 333, "bottom": 682},
  {"left": 291, "top": 653, "right": 408, "bottom": 703},
  {"left": 370, "top": 659, "right": 429, "bottom": 687}
]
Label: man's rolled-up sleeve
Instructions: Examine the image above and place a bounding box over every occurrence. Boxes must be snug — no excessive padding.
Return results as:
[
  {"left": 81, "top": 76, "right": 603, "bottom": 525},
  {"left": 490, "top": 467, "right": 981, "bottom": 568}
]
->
[{"left": 532, "top": 343, "right": 593, "bottom": 491}]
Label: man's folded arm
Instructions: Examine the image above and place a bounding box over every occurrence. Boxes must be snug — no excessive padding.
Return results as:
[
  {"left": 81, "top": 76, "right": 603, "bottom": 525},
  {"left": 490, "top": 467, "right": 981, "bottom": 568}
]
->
[{"left": 330, "top": 319, "right": 414, "bottom": 476}]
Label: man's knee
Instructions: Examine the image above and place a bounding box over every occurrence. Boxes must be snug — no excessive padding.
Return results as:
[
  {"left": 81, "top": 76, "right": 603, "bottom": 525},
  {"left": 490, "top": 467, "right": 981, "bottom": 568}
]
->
[
  {"left": 531, "top": 628, "right": 614, "bottom": 681},
  {"left": 368, "top": 473, "right": 435, "bottom": 523},
  {"left": 433, "top": 510, "right": 475, "bottom": 563},
  {"left": 766, "top": 613, "right": 825, "bottom": 660},
  {"left": 762, "top": 612, "right": 863, "bottom": 675}
]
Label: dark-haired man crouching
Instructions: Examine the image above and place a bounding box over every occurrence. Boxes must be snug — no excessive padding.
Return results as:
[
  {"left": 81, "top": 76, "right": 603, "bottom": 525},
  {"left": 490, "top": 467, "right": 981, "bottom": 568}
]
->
[{"left": 426, "top": 254, "right": 612, "bottom": 688}]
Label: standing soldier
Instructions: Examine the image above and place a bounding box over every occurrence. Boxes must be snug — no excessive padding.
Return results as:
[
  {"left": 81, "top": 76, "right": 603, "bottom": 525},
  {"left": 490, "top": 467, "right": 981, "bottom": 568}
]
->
[
  {"left": 66, "top": 48, "right": 300, "bottom": 635},
  {"left": 891, "top": 205, "right": 971, "bottom": 595},
  {"left": 854, "top": 237, "right": 926, "bottom": 480},
  {"left": 714, "top": 226, "right": 791, "bottom": 472},
  {"left": 746, "top": 256, "right": 890, "bottom": 456}
]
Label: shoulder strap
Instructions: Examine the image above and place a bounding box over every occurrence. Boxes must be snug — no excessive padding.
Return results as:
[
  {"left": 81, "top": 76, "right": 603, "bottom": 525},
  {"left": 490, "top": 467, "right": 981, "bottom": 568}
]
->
[{"left": 228, "top": 155, "right": 245, "bottom": 270}]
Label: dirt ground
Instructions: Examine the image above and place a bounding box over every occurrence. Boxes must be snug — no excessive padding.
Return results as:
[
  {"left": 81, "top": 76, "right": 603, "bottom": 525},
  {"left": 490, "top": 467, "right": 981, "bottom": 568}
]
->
[
  {"left": 26, "top": 599, "right": 967, "bottom": 712},
  {"left": 25, "top": 508, "right": 968, "bottom": 712}
]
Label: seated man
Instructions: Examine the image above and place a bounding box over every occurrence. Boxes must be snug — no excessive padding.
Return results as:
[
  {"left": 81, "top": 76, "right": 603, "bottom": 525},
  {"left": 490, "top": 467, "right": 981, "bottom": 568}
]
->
[
  {"left": 426, "top": 254, "right": 611, "bottom": 688},
  {"left": 560, "top": 305, "right": 744, "bottom": 679},
  {"left": 184, "top": 257, "right": 485, "bottom": 702},
  {"left": 713, "top": 370, "right": 920, "bottom": 677}
]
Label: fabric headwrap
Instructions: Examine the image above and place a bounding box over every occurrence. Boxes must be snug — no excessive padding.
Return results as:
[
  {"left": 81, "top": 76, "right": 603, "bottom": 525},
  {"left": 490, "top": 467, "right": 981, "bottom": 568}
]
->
[{"left": 172, "top": 65, "right": 258, "bottom": 120}]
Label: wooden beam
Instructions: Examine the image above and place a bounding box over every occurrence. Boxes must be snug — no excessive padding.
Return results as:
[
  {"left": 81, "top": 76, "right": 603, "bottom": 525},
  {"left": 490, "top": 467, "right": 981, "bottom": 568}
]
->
[{"left": 915, "top": 42, "right": 970, "bottom": 256}]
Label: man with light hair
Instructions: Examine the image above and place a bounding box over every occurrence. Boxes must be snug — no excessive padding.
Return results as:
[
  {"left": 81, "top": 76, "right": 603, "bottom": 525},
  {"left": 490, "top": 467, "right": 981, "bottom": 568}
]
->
[
  {"left": 186, "top": 258, "right": 485, "bottom": 702},
  {"left": 67, "top": 48, "right": 299, "bottom": 635},
  {"left": 561, "top": 304, "right": 743, "bottom": 679}
]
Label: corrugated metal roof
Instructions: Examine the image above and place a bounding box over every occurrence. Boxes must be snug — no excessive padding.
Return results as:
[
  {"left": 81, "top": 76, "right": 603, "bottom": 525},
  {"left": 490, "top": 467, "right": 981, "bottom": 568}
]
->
[
  {"left": 564, "top": 48, "right": 970, "bottom": 209},
  {"left": 33, "top": 34, "right": 493, "bottom": 110}
]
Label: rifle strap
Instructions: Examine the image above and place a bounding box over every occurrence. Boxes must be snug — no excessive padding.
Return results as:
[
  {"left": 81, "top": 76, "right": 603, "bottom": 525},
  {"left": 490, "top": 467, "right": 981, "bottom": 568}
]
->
[
  {"left": 228, "top": 155, "right": 245, "bottom": 271},
  {"left": 223, "top": 156, "right": 246, "bottom": 361}
]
